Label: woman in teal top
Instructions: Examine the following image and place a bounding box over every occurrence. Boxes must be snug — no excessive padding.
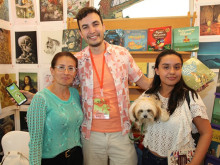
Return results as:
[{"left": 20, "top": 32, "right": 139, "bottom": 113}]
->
[{"left": 27, "top": 52, "right": 83, "bottom": 165}]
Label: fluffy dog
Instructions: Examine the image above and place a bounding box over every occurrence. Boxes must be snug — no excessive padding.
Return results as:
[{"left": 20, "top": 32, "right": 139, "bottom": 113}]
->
[{"left": 129, "top": 92, "right": 169, "bottom": 132}]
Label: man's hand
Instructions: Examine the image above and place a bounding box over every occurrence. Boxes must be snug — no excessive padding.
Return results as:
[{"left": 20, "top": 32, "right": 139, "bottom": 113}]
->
[{"left": 10, "top": 90, "right": 35, "bottom": 105}]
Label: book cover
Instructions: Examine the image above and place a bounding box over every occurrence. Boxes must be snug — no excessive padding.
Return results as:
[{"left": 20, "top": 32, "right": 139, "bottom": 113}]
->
[
  {"left": 124, "top": 30, "right": 148, "bottom": 51},
  {"left": 216, "top": 69, "right": 220, "bottom": 94},
  {"left": 147, "top": 62, "right": 155, "bottom": 78},
  {"left": 104, "top": 29, "right": 124, "bottom": 46},
  {"left": 211, "top": 97, "right": 220, "bottom": 125},
  {"left": 136, "top": 62, "right": 148, "bottom": 77},
  {"left": 168, "top": 148, "right": 195, "bottom": 165},
  {"left": 182, "top": 58, "right": 216, "bottom": 90},
  {"left": 207, "top": 124, "right": 220, "bottom": 159},
  {"left": 147, "top": 26, "right": 171, "bottom": 51},
  {"left": 173, "top": 26, "right": 199, "bottom": 52}
]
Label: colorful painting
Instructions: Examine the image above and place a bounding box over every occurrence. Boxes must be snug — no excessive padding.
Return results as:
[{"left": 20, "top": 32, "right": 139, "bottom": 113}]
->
[
  {"left": 0, "top": 28, "right": 11, "bottom": 64},
  {"left": 15, "top": 0, "right": 35, "bottom": 18},
  {"left": 97, "top": 0, "right": 143, "bottom": 19},
  {"left": 40, "top": 0, "right": 63, "bottom": 22},
  {"left": 197, "top": 42, "right": 220, "bottom": 69},
  {"left": 15, "top": 31, "right": 38, "bottom": 64},
  {"left": 0, "top": 74, "right": 17, "bottom": 108},
  {"left": 19, "top": 72, "right": 38, "bottom": 94},
  {"left": 0, "top": 0, "right": 9, "bottom": 21},
  {"left": 62, "top": 29, "right": 81, "bottom": 52},
  {"left": 67, "top": 0, "right": 89, "bottom": 18},
  {"left": 200, "top": 4, "right": 220, "bottom": 36}
]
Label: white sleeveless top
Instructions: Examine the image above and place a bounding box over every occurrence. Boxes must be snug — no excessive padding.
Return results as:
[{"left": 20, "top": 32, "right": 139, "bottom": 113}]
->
[{"left": 142, "top": 91, "right": 209, "bottom": 157}]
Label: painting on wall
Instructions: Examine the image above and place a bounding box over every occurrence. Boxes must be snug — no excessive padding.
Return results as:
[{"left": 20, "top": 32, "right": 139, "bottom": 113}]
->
[
  {"left": 15, "top": 31, "right": 38, "bottom": 64},
  {"left": 0, "top": 28, "right": 11, "bottom": 64},
  {"left": 194, "top": 1, "right": 220, "bottom": 42},
  {"left": 40, "top": 68, "right": 53, "bottom": 91},
  {"left": 40, "top": 0, "right": 63, "bottom": 22},
  {"left": 41, "top": 30, "right": 62, "bottom": 64},
  {"left": 62, "top": 29, "right": 81, "bottom": 52},
  {"left": 95, "top": 0, "right": 143, "bottom": 19},
  {"left": 19, "top": 72, "right": 38, "bottom": 94},
  {"left": 197, "top": 42, "right": 220, "bottom": 69},
  {"left": 15, "top": 0, "right": 35, "bottom": 19},
  {"left": 0, "top": 0, "right": 9, "bottom": 21},
  {"left": 0, "top": 74, "right": 17, "bottom": 108},
  {"left": 67, "top": 0, "right": 89, "bottom": 18}
]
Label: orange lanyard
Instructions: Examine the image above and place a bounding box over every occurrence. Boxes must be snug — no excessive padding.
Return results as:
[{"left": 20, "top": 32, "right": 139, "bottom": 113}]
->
[{"left": 89, "top": 48, "right": 106, "bottom": 96}]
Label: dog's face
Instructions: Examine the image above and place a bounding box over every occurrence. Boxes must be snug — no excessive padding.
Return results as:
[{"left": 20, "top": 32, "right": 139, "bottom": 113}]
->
[
  {"left": 132, "top": 97, "right": 161, "bottom": 124},
  {"left": 129, "top": 94, "right": 169, "bottom": 130}
]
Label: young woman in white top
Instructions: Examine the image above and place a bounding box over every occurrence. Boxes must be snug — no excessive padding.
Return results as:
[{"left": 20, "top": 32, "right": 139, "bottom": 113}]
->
[{"left": 142, "top": 49, "right": 212, "bottom": 165}]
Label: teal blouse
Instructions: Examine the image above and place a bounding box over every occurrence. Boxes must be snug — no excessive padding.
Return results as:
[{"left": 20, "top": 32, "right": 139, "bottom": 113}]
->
[{"left": 27, "top": 87, "right": 83, "bottom": 165}]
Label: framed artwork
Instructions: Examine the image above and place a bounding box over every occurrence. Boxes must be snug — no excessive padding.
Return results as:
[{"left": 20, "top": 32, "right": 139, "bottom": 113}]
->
[
  {"left": 40, "top": 0, "right": 63, "bottom": 22},
  {"left": 194, "top": 0, "right": 220, "bottom": 42},
  {"left": 0, "top": 28, "right": 11, "bottom": 64},
  {"left": 19, "top": 72, "right": 38, "bottom": 94},
  {"left": 0, "top": 0, "right": 9, "bottom": 21},
  {"left": 0, "top": 74, "right": 17, "bottom": 109},
  {"left": 15, "top": 31, "right": 38, "bottom": 64}
]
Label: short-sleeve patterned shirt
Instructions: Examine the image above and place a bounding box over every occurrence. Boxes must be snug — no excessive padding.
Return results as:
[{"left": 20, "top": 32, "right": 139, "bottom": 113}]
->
[{"left": 74, "top": 41, "right": 143, "bottom": 139}]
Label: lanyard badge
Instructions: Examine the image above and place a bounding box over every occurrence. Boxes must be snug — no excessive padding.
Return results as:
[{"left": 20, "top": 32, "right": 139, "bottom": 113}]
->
[{"left": 90, "top": 48, "right": 110, "bottom": 119}]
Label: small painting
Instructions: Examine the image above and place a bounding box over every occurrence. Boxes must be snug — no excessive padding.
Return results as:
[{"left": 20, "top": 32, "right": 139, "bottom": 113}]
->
[
  {"left": 15, "top": 31, "right": 38, "bottom": 64},
  {"left": 19, "top": 72, "right": 38, "bottom": 94},
  {"left": 0, "top": 28, "right": 11, "bottom": 64},
  {"left": 40, "top": 0, "right": 63, "bottom": 22}
]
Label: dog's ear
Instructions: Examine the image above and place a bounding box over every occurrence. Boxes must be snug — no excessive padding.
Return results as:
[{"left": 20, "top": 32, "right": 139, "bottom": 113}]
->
[
  {"left": 132, "top": 109, "right": 138, "bottom": 122},
  {"left": 154, "top": 105, "right": 161, "bottom": 121},
  {"left": 157, "top": 105, "right": 170, "bottom": 122},
  {"left": 129, "top": 100, "right": 138, "bottom": 122}
]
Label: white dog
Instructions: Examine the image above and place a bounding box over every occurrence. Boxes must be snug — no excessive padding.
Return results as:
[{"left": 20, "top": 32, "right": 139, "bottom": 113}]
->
[{"left": 129, "top": 92, "right": 169, "bottom": 132}]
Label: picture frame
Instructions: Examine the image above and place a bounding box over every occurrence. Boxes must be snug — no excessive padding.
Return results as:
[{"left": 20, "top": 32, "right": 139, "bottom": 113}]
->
[{"left": 194, "top": 0, "right": 220, "bottom": 42}]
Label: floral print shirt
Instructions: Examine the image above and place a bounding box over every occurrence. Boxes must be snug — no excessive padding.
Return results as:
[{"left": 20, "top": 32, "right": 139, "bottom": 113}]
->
[{"left": 74, "top": 41, "right": 142, "bottom": 139}]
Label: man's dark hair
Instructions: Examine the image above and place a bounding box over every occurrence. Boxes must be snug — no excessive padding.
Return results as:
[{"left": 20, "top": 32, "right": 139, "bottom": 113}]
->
[{"left": 75, "top": 7, "right": 103, "bottom": 31}]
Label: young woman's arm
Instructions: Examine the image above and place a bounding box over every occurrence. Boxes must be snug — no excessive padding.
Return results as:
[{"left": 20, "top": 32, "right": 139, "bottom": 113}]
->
[{"left": 188, "top": 116, "right": 212, "bottom": 165}]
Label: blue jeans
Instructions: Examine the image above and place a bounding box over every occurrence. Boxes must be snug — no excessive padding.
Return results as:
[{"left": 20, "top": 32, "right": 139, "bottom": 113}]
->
[{"left": 142, "top": 148, "right": 168, "bottom": 165}]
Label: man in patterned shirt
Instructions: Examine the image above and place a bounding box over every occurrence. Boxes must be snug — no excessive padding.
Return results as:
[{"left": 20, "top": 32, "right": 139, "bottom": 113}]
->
[{"left": 74, "top": 7, "right": 151, "bottom": 165}]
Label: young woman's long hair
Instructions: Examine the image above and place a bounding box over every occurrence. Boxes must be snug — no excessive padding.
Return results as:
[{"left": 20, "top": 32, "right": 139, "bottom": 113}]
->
[{"left": 145, "top": 49, "right": 198, "bottom": 115}]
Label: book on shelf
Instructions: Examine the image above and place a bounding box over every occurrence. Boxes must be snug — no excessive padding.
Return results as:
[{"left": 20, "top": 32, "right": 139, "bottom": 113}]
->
[
  {"left": 216, "top": 69, "right": 220, "bottom": 94},
  {"left": 211, "top": 96, "right": 220, "bottom": 125},
  {"left": 136, "top": 62, "right": 148, "bottom": 77},
  {"left": 147, "top": 62, "right": 155, "bottom": 78},
  {"left": 182, "top": 58, "right": 216, "bottom": 90},
  {"left": 147, "top": 26, "right": 172, "bottom": 51},
  {"left": 168, "top": 148, "right": 195, "bottom": 165},
  {"left": 104, "top": 29, "right": 124, "bottom": 46},
  {"left": 173, "top": 26, "right": 199, "bottom": 52},
  {"left": 207, "top": 124, "right": 220, "bottom": 159},
  {"left": 124, "top": 30, "right": 148, "bottom": 51}
]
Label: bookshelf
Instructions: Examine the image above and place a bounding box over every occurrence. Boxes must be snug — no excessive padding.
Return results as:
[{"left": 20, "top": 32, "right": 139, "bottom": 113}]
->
[{"left": 67, "top": 12, "right": 196, "bottom": 100}]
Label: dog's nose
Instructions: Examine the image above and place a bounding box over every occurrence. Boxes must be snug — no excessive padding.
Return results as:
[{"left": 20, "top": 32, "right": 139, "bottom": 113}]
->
[{"left": 144, "top": 115, "right": 148, "bottom": 118}]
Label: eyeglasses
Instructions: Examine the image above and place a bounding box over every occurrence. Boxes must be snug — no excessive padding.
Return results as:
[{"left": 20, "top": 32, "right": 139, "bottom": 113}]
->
[{"left": 54, "top": 65, "right": 77, "bottom": 73}]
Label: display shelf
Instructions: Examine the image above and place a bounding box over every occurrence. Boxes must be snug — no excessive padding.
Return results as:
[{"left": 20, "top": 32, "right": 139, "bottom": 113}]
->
[{"left": 68, "top": 13, "right": 196, "bottom": 101}]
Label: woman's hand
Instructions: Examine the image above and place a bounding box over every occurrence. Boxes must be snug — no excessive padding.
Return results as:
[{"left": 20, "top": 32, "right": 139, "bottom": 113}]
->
[{"left": 10, "top": 90, "right": 35, "bottom": 105}]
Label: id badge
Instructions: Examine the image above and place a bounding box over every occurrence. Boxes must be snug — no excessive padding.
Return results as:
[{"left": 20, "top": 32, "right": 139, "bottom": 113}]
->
[{"left": 93, "top": 98, "right": 110, "bottom": 119}]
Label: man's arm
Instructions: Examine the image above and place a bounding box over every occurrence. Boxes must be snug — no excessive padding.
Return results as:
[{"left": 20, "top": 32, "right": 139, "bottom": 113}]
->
[{"left": 135, "top": 75, "right": 153, "bottom": 90}]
